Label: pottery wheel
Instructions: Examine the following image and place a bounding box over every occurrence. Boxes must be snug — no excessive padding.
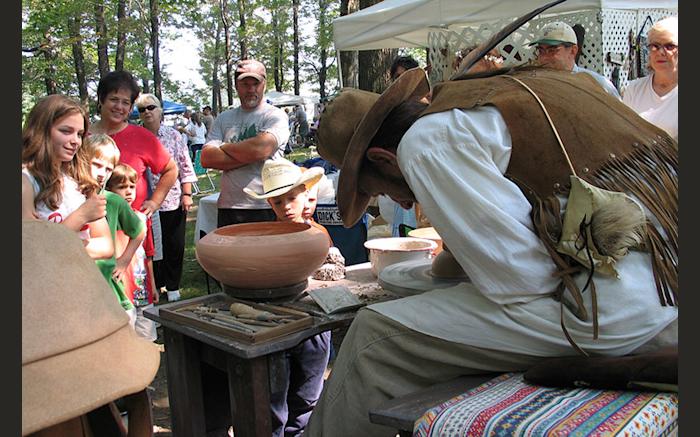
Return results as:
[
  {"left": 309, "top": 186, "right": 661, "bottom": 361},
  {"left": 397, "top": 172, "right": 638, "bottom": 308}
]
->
[
  {"left": 222, "top": 280, "right": 308, "bottom": 301},
  {"left": 378, "top": 259, "right": 469, "bottom": 297}
]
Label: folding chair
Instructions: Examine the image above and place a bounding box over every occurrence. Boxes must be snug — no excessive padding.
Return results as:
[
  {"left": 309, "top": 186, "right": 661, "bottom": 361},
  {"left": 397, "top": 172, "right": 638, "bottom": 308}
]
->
[{"left": 192, "top": 149, "right": 216, "bottom": 194}]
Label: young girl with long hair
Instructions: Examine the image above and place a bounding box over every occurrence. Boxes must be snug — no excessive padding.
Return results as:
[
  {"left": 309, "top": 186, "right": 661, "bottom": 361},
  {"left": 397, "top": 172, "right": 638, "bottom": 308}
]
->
[{"left": 22, "top": 94, "right": 113, "bottom": 259}]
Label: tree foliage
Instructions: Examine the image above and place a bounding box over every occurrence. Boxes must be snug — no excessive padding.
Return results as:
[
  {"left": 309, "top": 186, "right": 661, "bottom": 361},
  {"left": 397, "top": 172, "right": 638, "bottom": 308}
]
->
[{"left": 22, "top": 0, "right": 346, "bottom": 121}]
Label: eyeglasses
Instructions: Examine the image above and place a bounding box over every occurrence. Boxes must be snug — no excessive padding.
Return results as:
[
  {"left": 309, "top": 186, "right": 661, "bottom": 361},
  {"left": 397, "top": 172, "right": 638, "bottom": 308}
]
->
[
  {"left": 647, "top": 42, "right": 678, "bottom": 53},
  {"left": 535, "top": 44, "right": 571, "bottom": 56},
  {"left": 137, "top": 105, "right": 158, "bottom": 113}
]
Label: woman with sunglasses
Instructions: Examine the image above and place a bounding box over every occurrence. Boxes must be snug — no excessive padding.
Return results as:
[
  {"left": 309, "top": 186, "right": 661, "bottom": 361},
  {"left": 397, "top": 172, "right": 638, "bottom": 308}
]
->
[
  {"left": 89, "top": 70, "right": 178, "bottom": 218},
  {"left": 623, "top": 16, "right": 678, "bottom": 142},
  {"left": 135, "top": 93, "right": 197, "bottom": 302}
]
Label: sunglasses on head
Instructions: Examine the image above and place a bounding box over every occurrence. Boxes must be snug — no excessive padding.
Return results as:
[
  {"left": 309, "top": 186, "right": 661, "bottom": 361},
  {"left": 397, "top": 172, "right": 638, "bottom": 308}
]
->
[{"left": 137, "top": 104, "right": 158, "bottom": 113}]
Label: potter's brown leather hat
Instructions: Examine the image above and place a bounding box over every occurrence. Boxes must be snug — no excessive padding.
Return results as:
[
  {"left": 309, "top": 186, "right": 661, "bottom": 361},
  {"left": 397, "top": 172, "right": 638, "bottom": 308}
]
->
[
  {"left": 22, "top": 220, "right": 160, "bottom": 435},
  {"left": 316, "top": 68, "right": 430, "bottom": 227}
]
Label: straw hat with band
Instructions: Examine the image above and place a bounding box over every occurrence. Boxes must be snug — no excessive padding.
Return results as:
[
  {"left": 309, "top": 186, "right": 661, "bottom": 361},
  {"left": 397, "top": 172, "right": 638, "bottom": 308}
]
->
[
  {"left": 22, "top": 220, "right": 160, "bottom": 436},
  {"left": 243, "top": 158, "right": 325, "bottom": 200},
  {"left": 316, "top": 67, "right": 431, "bottom": 227}
]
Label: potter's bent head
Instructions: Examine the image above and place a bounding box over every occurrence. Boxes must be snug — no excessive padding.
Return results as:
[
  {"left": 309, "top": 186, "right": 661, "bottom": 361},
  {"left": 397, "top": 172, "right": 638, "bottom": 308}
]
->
[{"left": 316, "top": 68, "right": 431, "bottom": 227}]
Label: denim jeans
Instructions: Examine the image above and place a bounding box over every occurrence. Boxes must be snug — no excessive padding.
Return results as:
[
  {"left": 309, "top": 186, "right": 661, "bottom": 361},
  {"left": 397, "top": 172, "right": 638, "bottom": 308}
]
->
[{"left": 270, "top": 331, "right": 332, "bottom": 437}]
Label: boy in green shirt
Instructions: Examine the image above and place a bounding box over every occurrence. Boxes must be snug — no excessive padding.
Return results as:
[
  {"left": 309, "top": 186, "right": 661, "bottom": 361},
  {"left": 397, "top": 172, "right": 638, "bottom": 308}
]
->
[{"left": 82, "top": 134, "right": 146, "bottom": 326}]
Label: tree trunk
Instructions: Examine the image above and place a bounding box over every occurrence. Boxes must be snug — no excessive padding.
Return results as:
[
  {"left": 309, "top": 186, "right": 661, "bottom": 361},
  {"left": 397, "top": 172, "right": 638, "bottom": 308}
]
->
[
  {"left": 357, "top": 0, "right": 394, "bottom": 92},
  {"left": 42, "top": 32, "right": 57, "bottom": 95},
  {"left": 339, "top": 0, "right": 359, "bottom": 88},
  {"left": 212, "top": 17, "right": 222, "bottom": 114},
  {"left": 293, "top": 0, "right": 300, "bottom": 95},
  {"left": 215, "top": 78, "right": 223, "bottom": 112},
  {"left": 142, "top": 78, "right": 150, "bottom": 94},
  {"left": 94, "top": 0, "right": 110, "bottom": 78},
  {"left": 115, "top": 0, "right": 127, "bottom": 71},
  {"left": 317, "top": 0, "right": 332, "bottom": 99},
  {"left": 358, "top": 49, "right": 395, "bottom": 92},
  {"left": 319, "top": 47, "right": 328, "bottom": 100},
  {"left": 271, "top": 11, "right": 280, "bottom": 90},
  {"left": 68, "top": 17, "right": 89, "bottom": 106},
  {"left": 220, "top": 0, "right": 233, "bottom": 106},
  {"left": 150, "top": 0, "right": 162, "bottom": 101},
  {"left": 237, "top": 0, "right": 248, "bottom": 59}
]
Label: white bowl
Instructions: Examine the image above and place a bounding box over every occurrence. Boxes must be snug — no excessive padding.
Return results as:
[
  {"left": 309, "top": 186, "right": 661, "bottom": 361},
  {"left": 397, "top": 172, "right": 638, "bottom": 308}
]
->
[{"left": 364, "top": 237, "right": 438, "bottom": 277}]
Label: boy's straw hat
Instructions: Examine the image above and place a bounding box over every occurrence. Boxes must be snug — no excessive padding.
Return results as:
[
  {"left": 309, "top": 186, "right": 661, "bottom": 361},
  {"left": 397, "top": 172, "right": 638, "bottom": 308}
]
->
[{"left": 244, "top": 158, "right": 324, "bottom": 200}]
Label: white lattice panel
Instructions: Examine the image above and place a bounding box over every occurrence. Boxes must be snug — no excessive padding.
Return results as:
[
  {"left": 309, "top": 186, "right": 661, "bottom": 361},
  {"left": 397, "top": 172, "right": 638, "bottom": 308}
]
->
[{"left": 427, "top": 8, "right": 677, "bottom": 93}]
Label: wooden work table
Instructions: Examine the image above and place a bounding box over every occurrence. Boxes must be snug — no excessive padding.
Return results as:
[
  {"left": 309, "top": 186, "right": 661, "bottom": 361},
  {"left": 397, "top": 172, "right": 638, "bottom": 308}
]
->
[{"left": 144, "top": 262, "right": 395, "bottom": 437}]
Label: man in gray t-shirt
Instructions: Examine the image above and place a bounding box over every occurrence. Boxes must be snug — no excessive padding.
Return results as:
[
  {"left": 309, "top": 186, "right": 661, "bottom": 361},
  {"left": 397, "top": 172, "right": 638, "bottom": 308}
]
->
[
  {"left": 201, "top": 105, "right": 215, "bottom": 134},
  {"left": 201, "top": 59, "right": 290, "bottom": 227}
]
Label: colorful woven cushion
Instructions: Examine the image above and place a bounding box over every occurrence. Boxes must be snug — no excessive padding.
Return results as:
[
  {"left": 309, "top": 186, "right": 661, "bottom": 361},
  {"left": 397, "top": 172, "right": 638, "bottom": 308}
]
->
[{"left": 414, "top": 373, "right": 677, "bottom": 437}]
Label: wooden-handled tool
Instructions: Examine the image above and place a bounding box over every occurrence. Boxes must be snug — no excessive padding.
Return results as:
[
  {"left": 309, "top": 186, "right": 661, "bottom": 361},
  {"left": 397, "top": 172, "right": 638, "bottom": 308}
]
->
[
  {"left": 193, "top": 309, "right": 261, "bottom": 332},
  {"left": 229, "top": 303, "right": 295, "bottom": 322}
]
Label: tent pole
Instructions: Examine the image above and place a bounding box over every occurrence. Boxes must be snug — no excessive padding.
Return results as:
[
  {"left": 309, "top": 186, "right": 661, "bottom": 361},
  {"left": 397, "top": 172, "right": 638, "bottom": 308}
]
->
[{"left": 337, "top": 51, "right": 343, "bottom": 88}]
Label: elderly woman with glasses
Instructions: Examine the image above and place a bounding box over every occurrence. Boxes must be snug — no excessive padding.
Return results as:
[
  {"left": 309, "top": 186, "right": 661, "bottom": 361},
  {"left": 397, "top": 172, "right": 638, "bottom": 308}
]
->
[
  {"left": 622, "top": 16, "right": 678, "bottom": 142},
  {"left": 135, "top": 93, "right": 198, "bottom": 302}
]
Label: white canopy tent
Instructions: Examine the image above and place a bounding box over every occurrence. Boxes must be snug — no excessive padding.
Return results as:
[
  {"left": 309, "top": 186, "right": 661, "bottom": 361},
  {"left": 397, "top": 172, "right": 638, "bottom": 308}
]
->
[
  {"left": 265, "top": 90, "right": 306, "bottom": 107},
  {"left": 333, "top": 0, "right": 676, "bottom": 87},
  {"left": 333, "top": 0, "right": 678, "bottom": 51}
]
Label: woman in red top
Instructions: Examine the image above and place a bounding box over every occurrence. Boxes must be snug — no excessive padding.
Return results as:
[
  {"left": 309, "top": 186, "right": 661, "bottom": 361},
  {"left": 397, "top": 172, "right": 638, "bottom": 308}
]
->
[{"left": 89, "top": 70, "right": 178, "bottom": 218}]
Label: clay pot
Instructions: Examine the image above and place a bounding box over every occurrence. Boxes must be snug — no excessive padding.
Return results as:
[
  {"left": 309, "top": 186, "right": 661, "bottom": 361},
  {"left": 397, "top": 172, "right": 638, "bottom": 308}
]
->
[
  {"left": 364, "top": 237, "right": 437, "bottom": 277},
  {"left": 196, "top": 221, "right": 329, "bottom": 292}
]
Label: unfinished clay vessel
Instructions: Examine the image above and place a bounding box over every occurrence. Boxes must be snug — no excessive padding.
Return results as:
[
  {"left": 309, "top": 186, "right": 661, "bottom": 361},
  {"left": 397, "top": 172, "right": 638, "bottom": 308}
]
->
[
  {"left": 196, "top": 221, "right": 329, "bottom": 295},
  {"left": 364, "top": 237, "right": 437, "bottom": 277}
]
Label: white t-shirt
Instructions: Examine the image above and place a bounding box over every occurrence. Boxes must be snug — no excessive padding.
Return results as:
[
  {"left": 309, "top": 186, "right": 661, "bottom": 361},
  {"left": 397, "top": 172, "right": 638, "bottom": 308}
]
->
[
  {"left": 369, "top": 106, "right": 677, "bottom": 357},
  {"left": 187, "top": 122, "right": 208, "bottom": 145},
  {"left": 622, "top": 74, "right": 678, "bottom": 141},
  {"left": 205, "top": 102, "right": 290, "bottom": 209},
  {"left": 22, "top": 168, "right": 90, "bottom": 240}
]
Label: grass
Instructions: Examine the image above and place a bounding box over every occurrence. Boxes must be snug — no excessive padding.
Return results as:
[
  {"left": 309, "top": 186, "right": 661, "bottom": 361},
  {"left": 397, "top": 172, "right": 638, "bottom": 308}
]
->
[{"left": 167, "top": 146, "right": 319, "bottom": 304}]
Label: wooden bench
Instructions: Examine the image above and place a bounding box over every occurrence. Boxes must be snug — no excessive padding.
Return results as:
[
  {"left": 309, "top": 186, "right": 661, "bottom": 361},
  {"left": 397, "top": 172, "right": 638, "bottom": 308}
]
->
[
  {"left": 368, "top": 374, "right": 498, "bottom": 437},
  {"left": 369, "top": 373, "right": 679, "bottom": 436}
]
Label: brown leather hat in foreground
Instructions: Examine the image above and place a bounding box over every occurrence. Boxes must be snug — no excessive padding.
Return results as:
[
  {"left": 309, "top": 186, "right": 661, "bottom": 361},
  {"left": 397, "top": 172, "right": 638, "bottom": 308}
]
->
[{"left": 22, "top": 220, "right": 160, "bottom": 436}]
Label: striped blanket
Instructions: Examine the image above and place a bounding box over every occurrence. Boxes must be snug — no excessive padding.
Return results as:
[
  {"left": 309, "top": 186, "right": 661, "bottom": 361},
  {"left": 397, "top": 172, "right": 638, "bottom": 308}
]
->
[{"left": 414, "top": 373, "right": 677, "bottom": 437}]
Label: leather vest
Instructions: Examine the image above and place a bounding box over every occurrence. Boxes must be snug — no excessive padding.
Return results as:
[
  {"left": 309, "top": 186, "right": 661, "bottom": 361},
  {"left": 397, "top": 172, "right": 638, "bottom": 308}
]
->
[{"left": 421, "top": 67, "right": 678, "bottom": 309}]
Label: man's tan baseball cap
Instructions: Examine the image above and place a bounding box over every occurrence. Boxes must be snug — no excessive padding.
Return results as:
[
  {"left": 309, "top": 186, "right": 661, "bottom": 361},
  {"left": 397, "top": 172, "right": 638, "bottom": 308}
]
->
[
  {"left": 529, "top": 21, "right": 577, "bottom": 46},
  {"left": 236, "top": 59, "right": 267, "bottom": 82}
]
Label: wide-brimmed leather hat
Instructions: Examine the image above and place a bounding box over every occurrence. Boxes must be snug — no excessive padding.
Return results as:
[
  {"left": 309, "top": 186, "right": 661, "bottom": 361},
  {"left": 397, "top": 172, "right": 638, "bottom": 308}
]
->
[
  {"left": 22, "top": 220, "right": 160, "bottom": 435},
  {"left": 316, "top": 67, "right": 430, "bottom": 227}
]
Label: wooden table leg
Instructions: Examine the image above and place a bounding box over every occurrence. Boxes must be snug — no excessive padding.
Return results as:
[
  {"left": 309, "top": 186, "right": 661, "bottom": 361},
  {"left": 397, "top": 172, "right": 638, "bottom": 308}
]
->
[
  {"left": 227, "top": 354, "right": 272, "bottom": 436},
  {"left": 163, "top": 328, "right": 207, "bottom": 436}
]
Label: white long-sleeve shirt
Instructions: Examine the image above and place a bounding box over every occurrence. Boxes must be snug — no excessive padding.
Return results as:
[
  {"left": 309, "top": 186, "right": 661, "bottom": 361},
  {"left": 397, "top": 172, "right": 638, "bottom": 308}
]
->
[{"left": 369, "top": 106, "right": 677, "bottom": 357}]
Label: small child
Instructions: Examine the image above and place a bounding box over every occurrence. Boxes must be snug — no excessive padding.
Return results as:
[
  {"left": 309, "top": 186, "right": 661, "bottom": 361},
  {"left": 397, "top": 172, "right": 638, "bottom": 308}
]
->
[
  {"left": 243, "top": 158, "right": 343, "bottom": 437},
  {"left": 81, "top": 134, "right": 146, "bottom": 327},
  {"left": 302, "top": 168, "right": 346, "bottom": 281},
  {"left": 106, "top": 163, "right": 158, "bottom": 341}
]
